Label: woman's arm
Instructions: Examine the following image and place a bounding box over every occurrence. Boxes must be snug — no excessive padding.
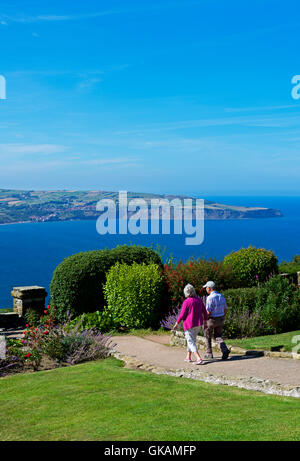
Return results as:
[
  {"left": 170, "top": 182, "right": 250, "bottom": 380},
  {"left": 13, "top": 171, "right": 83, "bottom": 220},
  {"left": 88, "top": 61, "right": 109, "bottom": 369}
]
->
[{"left": 173, "top": 300, "right": 188, "bottom": 329}]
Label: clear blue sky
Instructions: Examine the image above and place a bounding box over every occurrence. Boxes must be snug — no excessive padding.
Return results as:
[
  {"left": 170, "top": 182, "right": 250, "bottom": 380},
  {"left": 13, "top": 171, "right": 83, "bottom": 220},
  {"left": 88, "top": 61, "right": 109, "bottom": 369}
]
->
[{"left": 0, "top": 0, "right": 300, "bottom": 196}]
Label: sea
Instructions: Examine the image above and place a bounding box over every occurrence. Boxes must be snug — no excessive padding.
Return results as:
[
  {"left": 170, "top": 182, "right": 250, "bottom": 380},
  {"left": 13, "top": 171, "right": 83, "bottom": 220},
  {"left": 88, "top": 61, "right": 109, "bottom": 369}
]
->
[{"left": 0, "top": 196, "right": 299, "bottom": 309}]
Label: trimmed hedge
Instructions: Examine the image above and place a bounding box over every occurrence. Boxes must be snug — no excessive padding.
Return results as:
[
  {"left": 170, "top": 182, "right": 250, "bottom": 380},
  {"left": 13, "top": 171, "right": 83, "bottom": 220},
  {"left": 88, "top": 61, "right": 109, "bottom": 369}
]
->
[
  {"left": 223, "top": 246, "right": 278, "bottom": 287},
  {"left": 222, "top": 276, "right": 300, "bottom": 338},
  {"left": 103, "top": 262, "right": 164, "bottom": 329},
  {"left": 50, "top": 245, "right": 162, "bottom": 322}
]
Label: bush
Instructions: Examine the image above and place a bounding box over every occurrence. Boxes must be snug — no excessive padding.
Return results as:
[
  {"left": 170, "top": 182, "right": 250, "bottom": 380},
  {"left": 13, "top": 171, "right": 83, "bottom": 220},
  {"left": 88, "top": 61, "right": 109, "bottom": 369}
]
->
[
  {"left": 0, "top": 339, "right": 26, "bottom": 376},
  {"left": 20, "top": 307, "right": 116, "bottom": 369},
  {"left": 160, "top": 306, "right": 184, "bottom": 331},
  {"left": 164, "top": 258, "right": 236, "bottom": 309},
  {"left": 222, "top": 276, "right": 300, "bottom": 338},
  {"left": 70, "top": 310, "right": 114, "bottom": 333},
  {"left": 223, "top": 246, "right": 278, "bottom": 287},
  {"left": 255, "top": 275, "right": 300, "bottom": 334},
  {"left": 50, "top": 245, "right": 162, "bottom": 322},
  {"left": 103, "top": 262, "right": 164, "bottom": 329},
  {"left": 223, "top": 309, "right": 267, "bottom": 339},
  {"left": 222, "top": 287, "right": 258, "bottom": 314},
  {"left": 222, "top": 286, "right": 258, "bottom": 338},
  {"left": 279, "top": 255, "right": 300, "bottom": 276}
]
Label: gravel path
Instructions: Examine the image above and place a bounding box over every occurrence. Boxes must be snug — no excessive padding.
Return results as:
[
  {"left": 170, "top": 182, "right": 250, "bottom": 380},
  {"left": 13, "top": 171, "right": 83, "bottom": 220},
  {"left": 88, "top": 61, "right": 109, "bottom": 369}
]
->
[{"left": 113, "top": 335, "right": 300, "bottom": 388}]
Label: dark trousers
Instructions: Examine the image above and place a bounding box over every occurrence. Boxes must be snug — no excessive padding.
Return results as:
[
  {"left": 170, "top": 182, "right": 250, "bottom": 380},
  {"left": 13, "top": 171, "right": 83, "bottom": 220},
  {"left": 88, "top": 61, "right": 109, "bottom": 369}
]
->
[{"left": 204, "top": 316, "right": 229, "bottom": 354}]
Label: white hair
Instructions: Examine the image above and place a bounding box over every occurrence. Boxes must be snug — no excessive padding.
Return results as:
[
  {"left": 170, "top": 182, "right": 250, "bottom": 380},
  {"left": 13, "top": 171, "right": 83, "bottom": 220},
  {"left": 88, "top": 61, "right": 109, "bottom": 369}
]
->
[{"left": 183, "top": 284, "right": 196, "bottom": 298}]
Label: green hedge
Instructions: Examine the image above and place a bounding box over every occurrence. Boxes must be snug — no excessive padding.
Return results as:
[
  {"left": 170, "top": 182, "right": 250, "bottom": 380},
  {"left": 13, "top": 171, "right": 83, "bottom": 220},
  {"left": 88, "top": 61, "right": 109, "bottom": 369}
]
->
[
  {"left": 103, "top": 262, "right": 164, "bottom": 329},
  {"left": 279, "top": 255, "right": 300, "bottom": 276},
  {"left": 222, "top": 276, "right": 300, "bottom": 338},
  {"left": 50, "top": 245, "right": 162, "bottom": 322},
  {"left": 223, "top": 246, "right": 278, "bottom": 287}
]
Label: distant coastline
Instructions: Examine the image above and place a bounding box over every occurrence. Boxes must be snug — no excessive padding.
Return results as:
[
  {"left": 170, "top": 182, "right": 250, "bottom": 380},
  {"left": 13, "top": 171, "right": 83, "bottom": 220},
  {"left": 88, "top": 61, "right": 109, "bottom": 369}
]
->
[{"left": 0, "top": 189, "right": 283, "bottom": 225}]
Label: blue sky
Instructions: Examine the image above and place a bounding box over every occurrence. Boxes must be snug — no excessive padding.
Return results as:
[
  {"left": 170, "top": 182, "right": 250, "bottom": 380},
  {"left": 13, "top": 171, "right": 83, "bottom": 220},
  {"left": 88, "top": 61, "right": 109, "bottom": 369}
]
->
[{"left": 0, "top": 0, "right": 300, "bottom": 196}]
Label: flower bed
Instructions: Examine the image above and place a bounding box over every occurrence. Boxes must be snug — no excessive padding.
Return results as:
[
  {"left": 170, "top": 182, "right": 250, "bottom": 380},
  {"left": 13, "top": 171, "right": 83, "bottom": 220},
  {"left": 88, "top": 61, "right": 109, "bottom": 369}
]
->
[{"left": 0, "top": 305, "right": 116, "bottom": 378}]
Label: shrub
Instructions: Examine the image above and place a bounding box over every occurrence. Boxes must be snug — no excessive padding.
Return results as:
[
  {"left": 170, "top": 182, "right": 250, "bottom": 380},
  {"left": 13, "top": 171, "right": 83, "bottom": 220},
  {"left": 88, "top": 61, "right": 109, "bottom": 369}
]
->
[
  {"left": 20, "top": 307, "right": 116, "bottom": 369},
  {"left": 255, "top": 275, "right": 300, "bottom": 334},
  {"left": 223, "top": 246, "right": 278, "bottom": 287},
  {"left": 63, "top": 329, "right": 116, "bottom": 366},
  {"left": 222, "top": 307, "right": 267, "bottom": 339},
  {"left": 103, "top": 262, "right": 164, "bottom": 329},
  {"left": 50, "top": 245, "right": 162, "bottom": 322},
  {"left": 0, "top": 338, "right": 26, "bottom": 376},
  {"left": 69, "top": 310, "right": 114, "bottom": 333},
  {"left": 164, "top": 258, "right": 236, "bottom": 309},
  {"left": 160, "top": 306, "right": 184, "bottom": 331},
  {"left": 222, "top": 287, "right": 258, "bottom": 313},
  {"left": 279, "top": 255, "right": 300, "bottom": 276},
  {"left": 222, "top": 276, "right": 300, "bottom": 337}
]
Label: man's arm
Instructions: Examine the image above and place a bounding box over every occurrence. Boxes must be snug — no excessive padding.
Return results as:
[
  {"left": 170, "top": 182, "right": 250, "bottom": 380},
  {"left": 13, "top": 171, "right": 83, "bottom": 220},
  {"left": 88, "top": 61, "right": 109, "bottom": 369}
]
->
[{"left": 206, "top": 296, "right": 212, "bottom": 319}]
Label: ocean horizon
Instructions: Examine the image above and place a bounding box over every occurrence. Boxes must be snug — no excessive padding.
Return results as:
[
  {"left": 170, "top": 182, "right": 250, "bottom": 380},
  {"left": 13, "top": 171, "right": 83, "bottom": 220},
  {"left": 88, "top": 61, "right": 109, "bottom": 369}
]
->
[{"left": 0, "top": 195, "right": 299, "bottom": 309}]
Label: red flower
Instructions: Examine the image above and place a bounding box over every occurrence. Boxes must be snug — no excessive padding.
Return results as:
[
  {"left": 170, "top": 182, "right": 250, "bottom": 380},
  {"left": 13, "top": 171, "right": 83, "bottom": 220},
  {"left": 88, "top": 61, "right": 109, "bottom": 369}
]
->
[
  {"left": 44, "top": 310, "right": 48, "bottom": 314},
  {"left": 25, "top": 324, "right": 29, "bottom": 327},
  {"left": 47, "top": 305, "right": 50, "bottom": 309},
  {"left": 26, "top": 353, "right": 31, "bottom": 358},
  {"left": 43, "top": 330, "right": 49, "bottom": 335}
]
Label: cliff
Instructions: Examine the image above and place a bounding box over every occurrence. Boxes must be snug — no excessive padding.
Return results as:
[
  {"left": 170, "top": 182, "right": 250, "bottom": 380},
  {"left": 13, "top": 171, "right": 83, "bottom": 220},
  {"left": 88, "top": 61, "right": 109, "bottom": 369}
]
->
[{"left": 0, "top": 189, "right": 282, "bottom": 224}]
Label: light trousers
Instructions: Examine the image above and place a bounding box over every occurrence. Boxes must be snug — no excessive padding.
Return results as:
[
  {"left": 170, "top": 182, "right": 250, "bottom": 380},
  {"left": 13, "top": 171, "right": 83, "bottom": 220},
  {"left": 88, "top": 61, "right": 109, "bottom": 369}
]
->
[{"left": 184, "top": 326, "right": 200, "bottom": 353}]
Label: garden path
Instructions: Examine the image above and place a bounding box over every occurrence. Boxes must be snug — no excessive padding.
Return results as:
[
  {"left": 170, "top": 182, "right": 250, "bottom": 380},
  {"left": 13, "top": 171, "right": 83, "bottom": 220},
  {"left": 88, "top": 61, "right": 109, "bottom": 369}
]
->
[{"left": 113, "top": 334, "right": 300, "bottom": 393}]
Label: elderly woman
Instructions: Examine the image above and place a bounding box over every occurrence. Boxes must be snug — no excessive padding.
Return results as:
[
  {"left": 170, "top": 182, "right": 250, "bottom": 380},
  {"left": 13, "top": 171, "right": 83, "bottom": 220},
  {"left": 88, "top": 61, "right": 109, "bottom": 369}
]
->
[{"left": 173, "top": 284, "right": 208, "bottom": 365}]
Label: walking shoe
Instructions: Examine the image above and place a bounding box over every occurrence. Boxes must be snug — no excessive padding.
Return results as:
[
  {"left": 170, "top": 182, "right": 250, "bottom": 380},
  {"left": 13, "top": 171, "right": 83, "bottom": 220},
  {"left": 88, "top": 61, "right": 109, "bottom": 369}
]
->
[
  {"left": 195, "top": 359, "right": 204, "bottom": 365},
  {"left": 222, "top": 349, "right": 230, "bottom": 360},
  {"left": 204, "top": 353, "right": 213, "bottom": 359},
  {"left": 184, "top": 358, "right": 192, "bottom": 362}
]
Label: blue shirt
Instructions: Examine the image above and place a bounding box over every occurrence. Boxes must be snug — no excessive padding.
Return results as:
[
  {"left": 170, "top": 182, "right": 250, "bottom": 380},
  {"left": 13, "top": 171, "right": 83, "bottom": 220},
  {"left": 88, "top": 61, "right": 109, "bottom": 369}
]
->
[{"left": 206, "top": 291, "right": 227, "bottom": 317}]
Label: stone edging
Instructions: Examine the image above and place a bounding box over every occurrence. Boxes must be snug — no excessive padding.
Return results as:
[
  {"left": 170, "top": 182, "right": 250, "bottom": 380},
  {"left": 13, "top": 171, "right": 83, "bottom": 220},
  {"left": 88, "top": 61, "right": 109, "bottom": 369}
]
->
[
  {"left": 170, "top": 330, "right": 300, "bottom": 360},
  {"left": 110, "top": 351, "right": 300, "bottom": 399}
]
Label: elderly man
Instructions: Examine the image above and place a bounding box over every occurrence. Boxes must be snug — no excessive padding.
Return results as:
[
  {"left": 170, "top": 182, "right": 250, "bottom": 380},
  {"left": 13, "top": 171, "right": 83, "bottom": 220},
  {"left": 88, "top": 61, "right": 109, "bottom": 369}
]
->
[{"left": 203, "top": 281, "right": 230, "bottom": 360}]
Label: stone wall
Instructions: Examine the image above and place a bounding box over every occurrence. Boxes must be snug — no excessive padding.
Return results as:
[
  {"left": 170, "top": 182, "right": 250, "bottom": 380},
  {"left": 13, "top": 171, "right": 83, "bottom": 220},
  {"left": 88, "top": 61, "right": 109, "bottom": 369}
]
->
[
  {"left": 0, "top": 286, "right": 47, "bottom": 329},
  {"left": 11, "top": 286, "right": 47, "bottom": 317}
]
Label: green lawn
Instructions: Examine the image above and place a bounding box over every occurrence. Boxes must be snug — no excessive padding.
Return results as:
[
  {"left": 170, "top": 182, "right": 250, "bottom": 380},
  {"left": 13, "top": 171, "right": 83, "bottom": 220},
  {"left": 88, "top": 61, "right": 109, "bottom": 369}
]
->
[
  {"left": 227, "top": 330, "right": 300, "bottom": 352},
  {"left": 1, "top": 357, "right": 299, "bottom": 441}
]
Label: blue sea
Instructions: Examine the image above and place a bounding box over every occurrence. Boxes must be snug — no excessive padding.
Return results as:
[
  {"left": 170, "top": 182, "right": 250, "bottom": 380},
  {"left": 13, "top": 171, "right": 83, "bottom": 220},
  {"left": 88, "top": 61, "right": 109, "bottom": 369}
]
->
[{"left": 0, "top": 196, "right": 299, "bottom": 308}]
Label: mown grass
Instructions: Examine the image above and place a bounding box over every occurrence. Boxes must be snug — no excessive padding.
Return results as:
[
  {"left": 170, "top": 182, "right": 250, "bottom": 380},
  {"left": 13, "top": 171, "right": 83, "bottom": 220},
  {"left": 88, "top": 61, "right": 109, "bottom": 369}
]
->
[{"left": 0, "top": 357, "right": 299, "bottom": 441}]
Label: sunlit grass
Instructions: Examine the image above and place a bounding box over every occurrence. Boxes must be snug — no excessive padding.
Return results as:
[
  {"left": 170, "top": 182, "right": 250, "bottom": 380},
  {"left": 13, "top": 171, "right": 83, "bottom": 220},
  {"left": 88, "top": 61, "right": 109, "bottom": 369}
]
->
[{"left": 0, "top": 357, "right": 299, "bottom": 441}]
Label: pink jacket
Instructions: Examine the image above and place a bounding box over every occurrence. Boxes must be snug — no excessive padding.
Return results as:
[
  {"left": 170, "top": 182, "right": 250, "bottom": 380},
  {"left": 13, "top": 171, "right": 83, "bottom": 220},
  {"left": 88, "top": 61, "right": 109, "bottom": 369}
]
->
[{"left": 177, "top": 296, "right": 208, "bottom": 331}]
